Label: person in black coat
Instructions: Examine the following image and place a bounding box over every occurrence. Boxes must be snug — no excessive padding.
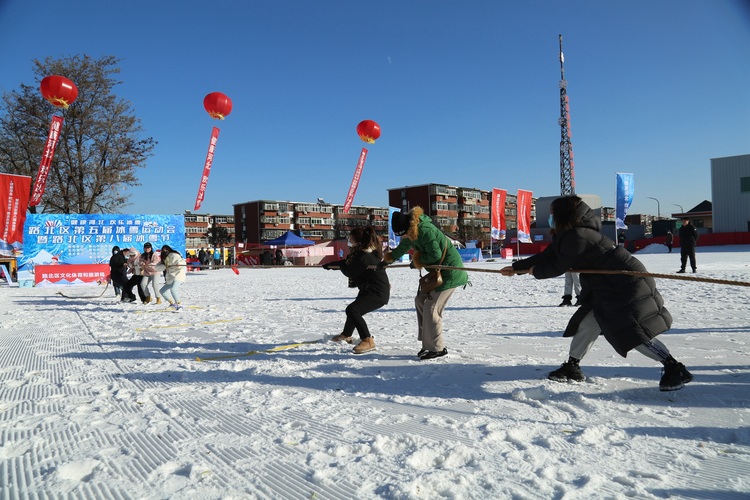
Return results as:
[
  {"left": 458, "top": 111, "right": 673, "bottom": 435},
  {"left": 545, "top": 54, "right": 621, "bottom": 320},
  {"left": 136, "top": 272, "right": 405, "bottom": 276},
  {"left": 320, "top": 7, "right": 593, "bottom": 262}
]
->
[
  {"left": 323, "top": 226, "right": 390, "bottom": 354},
  {"left": 109, "top": 246, "right": 135, "bottom": 302},
  {"left": 500, "top": 196, "right": 693, "bottom": 391},
  {"left": 677, "top": 218, "right": 698, "bottom": 273}
]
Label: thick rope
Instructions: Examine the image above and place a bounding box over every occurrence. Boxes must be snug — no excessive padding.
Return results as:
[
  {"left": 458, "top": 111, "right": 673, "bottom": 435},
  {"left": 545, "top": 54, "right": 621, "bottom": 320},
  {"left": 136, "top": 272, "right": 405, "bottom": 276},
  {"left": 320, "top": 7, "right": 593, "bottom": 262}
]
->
[{"left": 56, "top": 280, "right": 111, "bottom": 299}]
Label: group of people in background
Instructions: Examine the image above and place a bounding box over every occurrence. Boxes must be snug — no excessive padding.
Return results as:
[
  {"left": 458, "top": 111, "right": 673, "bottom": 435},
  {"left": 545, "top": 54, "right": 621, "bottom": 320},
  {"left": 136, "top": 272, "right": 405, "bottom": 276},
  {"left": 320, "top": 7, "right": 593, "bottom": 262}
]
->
[
  {"left": 109, "top": 243, "right": 186, "bottom": 311},
  {"left": 325, "top": 196, "right": 693, "bottom": 392}
]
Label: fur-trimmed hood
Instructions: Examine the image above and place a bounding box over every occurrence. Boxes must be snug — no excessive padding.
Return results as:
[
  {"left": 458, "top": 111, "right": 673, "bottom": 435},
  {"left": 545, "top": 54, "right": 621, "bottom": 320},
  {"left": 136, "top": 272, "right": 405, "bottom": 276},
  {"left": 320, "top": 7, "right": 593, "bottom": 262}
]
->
[{"left": 405, "top": 206, "right": 424, "bottom": 241}]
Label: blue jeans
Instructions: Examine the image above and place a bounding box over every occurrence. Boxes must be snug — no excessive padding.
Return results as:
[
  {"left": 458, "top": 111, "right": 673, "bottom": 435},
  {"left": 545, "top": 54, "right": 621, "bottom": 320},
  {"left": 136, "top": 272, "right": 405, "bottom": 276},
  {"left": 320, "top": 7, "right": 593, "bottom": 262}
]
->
[{"left": 160, "top": 280, "right": 181, "bottom": 304}]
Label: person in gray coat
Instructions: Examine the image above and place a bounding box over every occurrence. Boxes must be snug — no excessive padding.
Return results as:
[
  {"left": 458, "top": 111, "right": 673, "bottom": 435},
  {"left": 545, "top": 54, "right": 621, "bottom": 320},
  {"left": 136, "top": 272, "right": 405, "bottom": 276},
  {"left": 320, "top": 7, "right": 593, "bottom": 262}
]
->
[{"left": 501, "top": 195, "right": 693, "bottom": 391}]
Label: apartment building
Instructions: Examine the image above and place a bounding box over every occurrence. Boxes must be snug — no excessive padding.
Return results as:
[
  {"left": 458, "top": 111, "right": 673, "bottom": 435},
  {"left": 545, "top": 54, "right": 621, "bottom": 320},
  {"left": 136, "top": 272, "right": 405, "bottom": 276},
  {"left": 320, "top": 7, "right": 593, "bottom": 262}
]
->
[
  {"left": 233, "top": 200, "right": 390, "bottom": 245},
  {"left": 183, "top": 211, "right": 235, "bottom": 252}
]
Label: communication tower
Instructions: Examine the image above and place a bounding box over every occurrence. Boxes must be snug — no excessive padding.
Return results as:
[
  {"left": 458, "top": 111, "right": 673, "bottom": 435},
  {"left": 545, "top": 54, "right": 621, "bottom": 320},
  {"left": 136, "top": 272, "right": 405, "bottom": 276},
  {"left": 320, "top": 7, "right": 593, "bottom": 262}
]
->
[{"left": 558, "top": 34, "right": 575, "bottom": 196}]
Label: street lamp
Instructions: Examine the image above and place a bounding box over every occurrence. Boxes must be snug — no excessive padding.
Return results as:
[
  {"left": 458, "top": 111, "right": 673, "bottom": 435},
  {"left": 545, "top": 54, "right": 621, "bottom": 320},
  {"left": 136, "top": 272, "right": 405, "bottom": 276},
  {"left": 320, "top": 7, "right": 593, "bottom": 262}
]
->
[
  {"left": 646, "top": 197, "right": 661, "bottom": 219},
  {"left": 673, "top": 203, "right": 684, "bottom": 213}
]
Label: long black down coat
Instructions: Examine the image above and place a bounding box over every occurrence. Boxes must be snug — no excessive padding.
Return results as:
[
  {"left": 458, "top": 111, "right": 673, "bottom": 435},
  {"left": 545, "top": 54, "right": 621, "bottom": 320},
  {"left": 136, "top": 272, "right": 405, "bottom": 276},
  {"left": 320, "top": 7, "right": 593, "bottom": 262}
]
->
[
  {"left": 330, "top": 248, "right": 390, "bottom": 305},
  {"left": 512, "top": 202, "right": 672, "bottom": 357}
]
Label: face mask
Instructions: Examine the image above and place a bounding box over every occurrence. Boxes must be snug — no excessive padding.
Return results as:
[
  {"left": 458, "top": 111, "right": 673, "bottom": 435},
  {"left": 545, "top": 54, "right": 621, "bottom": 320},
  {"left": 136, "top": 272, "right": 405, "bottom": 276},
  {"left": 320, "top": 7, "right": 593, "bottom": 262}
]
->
[
  {"left": 347, "top": 240, "right": 355, "bottom": 248},
  {"left": 548, "top": 214, "right": 555, "bottom": 229}
]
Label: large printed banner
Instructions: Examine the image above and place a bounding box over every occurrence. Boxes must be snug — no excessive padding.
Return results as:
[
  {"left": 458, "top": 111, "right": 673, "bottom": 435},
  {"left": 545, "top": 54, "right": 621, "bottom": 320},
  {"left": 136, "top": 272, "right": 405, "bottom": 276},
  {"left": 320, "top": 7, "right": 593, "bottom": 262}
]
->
[
  {"left": 490, "top": 188, "right": 506, "bottom": 241},
  {"left": 30, "top": 115, "right": 64, "bottom": 207},
  {"left": 0, "top": 173, "right": 31, "bottom": 256},
  {"left": 516, "top": 189, "right": 533, "bottom": 243},
  {"left": 343, "top": 147, "right": 368, "bottom": 213},
  {"left": 35, "top": 264, "right": 109, "bottom": 287},
  {"left": 195, "top": 126, "right": 220, "bottom": 211},
  {"left": 616, "top": 172, "right": 634, "bottom": 230},
  {"left": 19, "top": 214, "right": 185, "bottom": 280}
]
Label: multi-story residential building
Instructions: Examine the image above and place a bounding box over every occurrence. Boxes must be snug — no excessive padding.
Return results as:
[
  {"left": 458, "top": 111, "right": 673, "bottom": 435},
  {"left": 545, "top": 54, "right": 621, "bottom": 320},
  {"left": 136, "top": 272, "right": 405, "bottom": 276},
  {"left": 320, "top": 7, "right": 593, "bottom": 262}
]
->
[
  {"left": 183, "top": 211, "right": 235, "bottom": 253},
  {"left": 233, "top": 200, "right": 389, "bottom": 245},
  {"left": 387, "top": 184, "right": 531, "bottom": 245}
]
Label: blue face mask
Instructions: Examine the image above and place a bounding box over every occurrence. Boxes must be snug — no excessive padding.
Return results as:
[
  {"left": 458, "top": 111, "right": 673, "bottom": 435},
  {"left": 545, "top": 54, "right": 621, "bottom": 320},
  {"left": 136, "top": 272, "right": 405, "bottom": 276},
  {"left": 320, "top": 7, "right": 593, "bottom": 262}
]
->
[{"left": 548, "top": 214, "right": 555, "bottom": 229}]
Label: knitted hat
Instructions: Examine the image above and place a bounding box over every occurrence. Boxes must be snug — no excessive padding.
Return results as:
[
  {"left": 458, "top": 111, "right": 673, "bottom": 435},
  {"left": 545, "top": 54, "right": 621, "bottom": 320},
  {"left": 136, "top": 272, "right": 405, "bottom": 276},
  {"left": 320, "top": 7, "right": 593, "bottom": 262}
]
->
[{"left": 391, "top": 211, "right": 410, "bottom": 236}]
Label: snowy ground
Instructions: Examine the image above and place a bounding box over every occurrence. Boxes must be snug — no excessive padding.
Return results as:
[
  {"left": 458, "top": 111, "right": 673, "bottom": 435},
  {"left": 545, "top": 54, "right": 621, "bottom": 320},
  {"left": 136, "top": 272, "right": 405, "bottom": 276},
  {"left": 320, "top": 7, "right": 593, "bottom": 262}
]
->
[{"left": 1, "top": 245, "right": 749, "bottom": 499}]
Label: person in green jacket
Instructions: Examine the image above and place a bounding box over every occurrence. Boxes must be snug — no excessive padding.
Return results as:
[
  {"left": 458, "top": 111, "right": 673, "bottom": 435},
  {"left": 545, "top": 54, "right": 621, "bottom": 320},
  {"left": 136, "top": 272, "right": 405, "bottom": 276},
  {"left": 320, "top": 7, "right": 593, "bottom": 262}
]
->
[{"left": 384, "top": 206, "right": 468, "bottom": 360}]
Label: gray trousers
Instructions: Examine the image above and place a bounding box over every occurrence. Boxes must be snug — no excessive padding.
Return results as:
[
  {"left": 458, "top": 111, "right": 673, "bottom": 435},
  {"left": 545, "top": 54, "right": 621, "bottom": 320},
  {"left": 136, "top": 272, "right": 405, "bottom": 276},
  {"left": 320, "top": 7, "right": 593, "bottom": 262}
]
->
[
  {"left": 415, "top": 288, "right": 456, "bottom": 351},
  {"left": 564, "top": 272, "right": 581, "bottom": 297},
  {"left": 569, "top": 310, "right": 671, "bottom": 363}
]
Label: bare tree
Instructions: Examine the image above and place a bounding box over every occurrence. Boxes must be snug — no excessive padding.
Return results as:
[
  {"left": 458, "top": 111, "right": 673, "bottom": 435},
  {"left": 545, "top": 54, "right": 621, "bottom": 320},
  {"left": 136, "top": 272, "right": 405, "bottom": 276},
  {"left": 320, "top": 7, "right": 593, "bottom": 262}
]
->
[{"left": 0, "top": 55, "right": 156, "bottom": 213}]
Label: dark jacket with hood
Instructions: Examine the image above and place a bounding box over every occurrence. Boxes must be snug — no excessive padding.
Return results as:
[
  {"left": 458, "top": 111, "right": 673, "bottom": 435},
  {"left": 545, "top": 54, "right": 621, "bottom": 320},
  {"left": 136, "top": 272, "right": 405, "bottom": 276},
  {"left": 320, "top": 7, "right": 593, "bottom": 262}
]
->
[
  {"left": 109, "top": 248, "right": 128, "bottom": 287},
  {"left": 385, "top": 206, "right": 469, "bottom": 292},
  {"left": 512, "top": 201, "right": 672, "bottom": 357},
  {"left": 329, "top": 245, "right": 390, "bottom": 304}
]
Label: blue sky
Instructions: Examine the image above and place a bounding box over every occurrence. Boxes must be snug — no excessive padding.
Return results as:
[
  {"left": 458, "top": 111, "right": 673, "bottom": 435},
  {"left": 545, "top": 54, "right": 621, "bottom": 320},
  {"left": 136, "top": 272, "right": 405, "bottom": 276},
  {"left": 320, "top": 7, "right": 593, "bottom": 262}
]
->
[{"left": 1, "top": 1, "right": 748, "bottom": 218}]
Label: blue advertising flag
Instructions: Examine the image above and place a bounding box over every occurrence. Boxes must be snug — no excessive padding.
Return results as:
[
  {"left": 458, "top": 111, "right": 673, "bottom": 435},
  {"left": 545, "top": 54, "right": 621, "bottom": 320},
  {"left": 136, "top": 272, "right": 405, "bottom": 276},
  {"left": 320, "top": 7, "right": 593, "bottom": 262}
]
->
[
  {"left": 616, "top": 173, "right": 634, "bottom": 230},
  {"left": 388, "top": 207, "right": 401, "bottom": 249}
]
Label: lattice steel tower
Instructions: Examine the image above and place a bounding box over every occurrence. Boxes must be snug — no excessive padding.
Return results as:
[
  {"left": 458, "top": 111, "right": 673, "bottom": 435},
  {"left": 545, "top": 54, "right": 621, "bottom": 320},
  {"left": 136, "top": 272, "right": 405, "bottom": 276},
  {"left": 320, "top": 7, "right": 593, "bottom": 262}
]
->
[{"left": 558, "top": 34, "right": 575, "bottom": 196}]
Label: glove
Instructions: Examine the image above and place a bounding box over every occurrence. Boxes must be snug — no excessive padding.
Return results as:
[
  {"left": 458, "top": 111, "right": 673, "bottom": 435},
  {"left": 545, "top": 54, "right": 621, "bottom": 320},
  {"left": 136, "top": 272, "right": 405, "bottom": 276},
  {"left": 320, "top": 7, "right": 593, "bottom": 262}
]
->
[{"left": 322, "top": 263, "right": 333, "bottom": 270}]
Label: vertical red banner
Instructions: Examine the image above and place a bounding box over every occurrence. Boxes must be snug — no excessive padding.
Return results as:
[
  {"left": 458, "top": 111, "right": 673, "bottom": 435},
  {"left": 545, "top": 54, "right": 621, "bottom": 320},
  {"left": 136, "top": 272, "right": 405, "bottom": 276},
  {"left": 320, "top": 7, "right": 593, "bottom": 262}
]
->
[
  {"left": 0, "top": 173, "right": 31, "bottom": 249},
  {"left": 491, "top": 188, "right": 506, "bottom": 241},
  {"left": 30, "top": 115, "right": 64, "bottom": 207},
  {"left": 516, "top": 189, "right": 532, "bottom": 243},
  {"left": 342, "top": 147, "right": 368, "bottom": 213},
  {"left": 194, "top": 126, "right": 220, "bottom": 211}
]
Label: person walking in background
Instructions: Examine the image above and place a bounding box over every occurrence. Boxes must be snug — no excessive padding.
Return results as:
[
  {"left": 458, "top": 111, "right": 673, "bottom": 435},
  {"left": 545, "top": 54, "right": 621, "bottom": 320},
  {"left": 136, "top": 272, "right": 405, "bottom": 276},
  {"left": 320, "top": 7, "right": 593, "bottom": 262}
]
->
[
  {"left": 384, "top": 206, "right": 469, "bottom": 360},
  {"left": 139, "top": 242, "right": 163, "bottom": 304},
  {"left": 155, "top": 245, "right": 187, "bottom": 311},
  {"left": 559, "top": 271, "right": 581, "bottom": 307},
  {"left": 677, "top": 218, "right": 698, "bottom": 273},
  {"left": 275, "top": 248, "right": 283, "bottom": 266},
  {"left": 500, "top": 195, "right": 693, "bottom": 392},
  {"left": 665, "top": 230, "right": 674, "bottom": 253},
  {"left": 214, "top": 248, "right": 221, "bottom": 267},
  {"left": 197, "top": 248, "right": 207, "bottom": 271},
  {"left": 324, "top": 226, "right": 390, "bottom": 354}
]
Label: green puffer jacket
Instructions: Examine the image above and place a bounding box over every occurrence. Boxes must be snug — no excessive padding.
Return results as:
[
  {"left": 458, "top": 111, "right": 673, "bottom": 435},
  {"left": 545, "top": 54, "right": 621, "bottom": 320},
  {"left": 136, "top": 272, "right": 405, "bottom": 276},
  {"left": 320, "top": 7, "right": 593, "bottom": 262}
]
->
[{"left": 387, "top": 208, "right": 468, "bottom": 292}]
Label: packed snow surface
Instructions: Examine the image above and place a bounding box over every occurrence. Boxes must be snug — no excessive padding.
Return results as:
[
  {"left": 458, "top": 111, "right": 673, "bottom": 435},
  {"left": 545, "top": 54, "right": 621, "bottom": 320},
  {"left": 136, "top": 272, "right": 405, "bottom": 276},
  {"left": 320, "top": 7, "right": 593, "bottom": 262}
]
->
[{"left": 1, "top": 246, "right": 749, "bottom": 498}]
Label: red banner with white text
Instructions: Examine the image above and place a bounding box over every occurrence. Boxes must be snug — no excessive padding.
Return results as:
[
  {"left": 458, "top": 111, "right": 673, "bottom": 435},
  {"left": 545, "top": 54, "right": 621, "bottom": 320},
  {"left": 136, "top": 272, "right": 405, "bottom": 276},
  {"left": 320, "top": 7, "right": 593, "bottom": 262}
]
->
[
  {"left": 194, "top": 126, "right": 220, "bottom": 211},
  {"left": 343, "top": 147, "right": 368, "bottom": 213},
  {"left": 30, "top": 115, "right": 64, "bottom": 207},
  {"left": 34, "top": 264, "right": 110, "bottom": 287},
  {"left": 491, "top": 188, "right": 506, "bottom": 241},
  {"left": 516, "top": 189, "right": 532, "bottom": 243},
  {"left": 0, "top": 173, "right": 31, "bottom": 253}
]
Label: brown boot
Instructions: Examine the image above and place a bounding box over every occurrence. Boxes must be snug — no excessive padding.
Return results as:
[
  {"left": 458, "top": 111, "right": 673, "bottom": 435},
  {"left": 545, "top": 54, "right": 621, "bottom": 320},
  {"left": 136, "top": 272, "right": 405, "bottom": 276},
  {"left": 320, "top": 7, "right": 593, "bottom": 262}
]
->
[
  {"left": 331, "top": 334, "right": 353, "bottom": 344},
  {"left": 353, "top": 337, "right": 376, "bottom": 354}
]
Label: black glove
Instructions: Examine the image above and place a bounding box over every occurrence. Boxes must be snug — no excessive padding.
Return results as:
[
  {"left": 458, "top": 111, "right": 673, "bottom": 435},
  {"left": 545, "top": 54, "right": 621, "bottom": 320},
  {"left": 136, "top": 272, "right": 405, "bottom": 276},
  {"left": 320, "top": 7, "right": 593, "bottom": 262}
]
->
[
  {"left": 322, "top": 263, "right": 333, "bottom": 270},
  {"left": 409, "top": 261, "right": 416, "bottom": 269}
]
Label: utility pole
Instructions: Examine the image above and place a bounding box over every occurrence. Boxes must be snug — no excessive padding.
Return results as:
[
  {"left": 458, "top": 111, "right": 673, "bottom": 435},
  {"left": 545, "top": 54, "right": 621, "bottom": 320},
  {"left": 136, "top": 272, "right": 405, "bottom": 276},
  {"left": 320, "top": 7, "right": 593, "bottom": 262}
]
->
[{"left": 558, "top": 34, "right": 575, "bottom": 196}]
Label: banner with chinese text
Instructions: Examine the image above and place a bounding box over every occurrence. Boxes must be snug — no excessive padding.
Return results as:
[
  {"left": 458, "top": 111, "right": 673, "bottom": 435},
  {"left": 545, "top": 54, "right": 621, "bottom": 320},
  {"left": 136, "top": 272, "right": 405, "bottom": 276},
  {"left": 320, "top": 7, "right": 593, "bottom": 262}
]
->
[
  {"left": 616, "top": 173, "right": 634, "bottom": 230},
  {"left": 516, "top": 189, "right": 533, "bottom": 243},
  {"left": 490, "top": 188, "right": 506, "bottom": 241},
  {"left": 0, "top": 173, "right": 31, "bottom": 256}
]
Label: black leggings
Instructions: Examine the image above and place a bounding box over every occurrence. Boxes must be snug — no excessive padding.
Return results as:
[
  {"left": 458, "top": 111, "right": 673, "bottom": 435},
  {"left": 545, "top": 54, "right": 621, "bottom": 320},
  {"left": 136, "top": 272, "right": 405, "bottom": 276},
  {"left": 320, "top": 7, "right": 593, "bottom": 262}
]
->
[{"left": 342, "top": 295, "right": 386, "bottom": 339}]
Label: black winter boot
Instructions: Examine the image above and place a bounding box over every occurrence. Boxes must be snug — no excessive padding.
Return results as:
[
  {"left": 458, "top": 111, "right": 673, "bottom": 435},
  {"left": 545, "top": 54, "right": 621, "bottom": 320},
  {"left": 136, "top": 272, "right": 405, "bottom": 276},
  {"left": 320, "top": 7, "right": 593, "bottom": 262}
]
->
[
  {"left": 659, "top": 358, "right": 693, "bottom": 391},
  {"left": 548, "top": 357, "right": 585, "bottom": 382},
  {"left": 558, "top": 295, "right": 573, "bottom": 307},
  {"left": 573, "top": 295, "right": 581, "bottom": 306}
]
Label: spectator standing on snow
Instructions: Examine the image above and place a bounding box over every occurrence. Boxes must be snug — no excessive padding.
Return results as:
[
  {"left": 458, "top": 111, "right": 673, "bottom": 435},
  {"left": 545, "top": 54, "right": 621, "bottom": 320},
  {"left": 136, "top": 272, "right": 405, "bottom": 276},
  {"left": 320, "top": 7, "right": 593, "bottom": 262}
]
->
[
  {"left": 559, "top": 271, "right": 581, "bottom": 307},
  {"left": 275, "top": 248, "right": 284, "bottom": 266},
  {"left": 383, "top": 206, "right": 469, "bottom": 360},
  {"left": 198, "top": 248, "right": 207, "bottom": 270},
  {"left": 324, "top": 226, "right": 390, "bottom": 354},
  {"left": 214, "top": 248, "right": 221, "bottom": 267},
  {"left": 155, "top": 245, "right": 187, "bottom": 311},
  {"left": 500, "top": 195, "right": 693, "bottom": 392},
  {"left": 665, "top": 231, "right": 674, "bottom": 253},
  {"left": 677, "top": 218, "right": 698, "bottom": 273}
]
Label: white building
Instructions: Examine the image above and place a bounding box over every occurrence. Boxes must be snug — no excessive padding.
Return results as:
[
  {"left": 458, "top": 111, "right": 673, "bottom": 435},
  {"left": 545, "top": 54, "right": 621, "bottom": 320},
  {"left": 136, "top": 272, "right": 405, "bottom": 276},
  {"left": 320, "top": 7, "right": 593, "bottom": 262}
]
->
[{"left": 710, "top": 154, "right": 750, "bottom": 233}]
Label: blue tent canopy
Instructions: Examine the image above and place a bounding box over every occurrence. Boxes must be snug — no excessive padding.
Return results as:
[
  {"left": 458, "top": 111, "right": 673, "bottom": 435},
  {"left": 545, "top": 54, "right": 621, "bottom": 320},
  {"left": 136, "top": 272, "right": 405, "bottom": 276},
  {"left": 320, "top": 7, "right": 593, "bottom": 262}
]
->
[{"left": 263, "top": 231, "right": 315, "bottom": 247}]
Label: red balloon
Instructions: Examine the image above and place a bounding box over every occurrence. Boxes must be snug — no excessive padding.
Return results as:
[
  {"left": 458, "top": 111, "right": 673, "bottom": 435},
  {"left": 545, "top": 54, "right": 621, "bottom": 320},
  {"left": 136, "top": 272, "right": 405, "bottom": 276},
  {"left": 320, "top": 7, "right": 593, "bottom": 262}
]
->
[
  {"left": 356, "top": 120, "right": 381, "bottom": 144},
  {"left": 204, "top": 92, "right": 233, "bottom": 120},
  {"left": 40, "top": 75, "right": 78, "bottom": 109}
]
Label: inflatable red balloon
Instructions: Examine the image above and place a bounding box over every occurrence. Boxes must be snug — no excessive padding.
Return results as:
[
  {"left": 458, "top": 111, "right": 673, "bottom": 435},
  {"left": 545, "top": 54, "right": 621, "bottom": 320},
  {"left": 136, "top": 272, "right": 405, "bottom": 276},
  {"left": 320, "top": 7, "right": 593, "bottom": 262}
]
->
[
  {"left": 356, "top": 120, "right": 381, "bottom": 144},
  {"left": 40, "top": 75, "right": 78, "bottom": 109},
  {"left": 204, "top": 92, "right": 233, "bottom": 120}
]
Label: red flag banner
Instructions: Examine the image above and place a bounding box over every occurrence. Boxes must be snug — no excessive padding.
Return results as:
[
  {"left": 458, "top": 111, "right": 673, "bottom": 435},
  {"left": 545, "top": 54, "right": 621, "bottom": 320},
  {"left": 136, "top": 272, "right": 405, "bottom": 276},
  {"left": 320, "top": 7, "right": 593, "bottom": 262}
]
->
[
  {"left": 491, "top": 188, "right": 506, "bottom": 241},
  {"left": 30, "top": 115, "right": 64, "bottom": 207},
  {"left": 0, "top": 173, "right": 31, "bottom": 250},
  {"left": 516, "top": 189, "right": 532, "bottom": 243},
  {"left": 194, "top": 126, "right": 220, "bottom": 211},
  {"left": 343, "top": 147, "right": 368, "bottom": 213}
]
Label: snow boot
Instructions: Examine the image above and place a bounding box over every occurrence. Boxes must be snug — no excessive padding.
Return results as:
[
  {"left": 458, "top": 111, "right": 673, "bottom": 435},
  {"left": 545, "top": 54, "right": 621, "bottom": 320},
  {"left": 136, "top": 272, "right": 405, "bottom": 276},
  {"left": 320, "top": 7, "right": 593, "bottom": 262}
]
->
[
  {"left": 419, "top": 347, "right": 448, "bottom": 360},
  {"left": 558, "top": 295, "right": 573, "bottom": 307},
  {"left": 353, "top": 337, "right": 376, "bottom": 354},
  {"left": 548, "top": 357, "right": 585, "bottom": 382},
  {"left": 573, "top": 295, "right": 581, "bottom": 306},
  {"left": 659, "top": 360, "right": 693, "bottom": 391},
  {"left": 155, "top": 297, "right": 162, "bottom": 305}
]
